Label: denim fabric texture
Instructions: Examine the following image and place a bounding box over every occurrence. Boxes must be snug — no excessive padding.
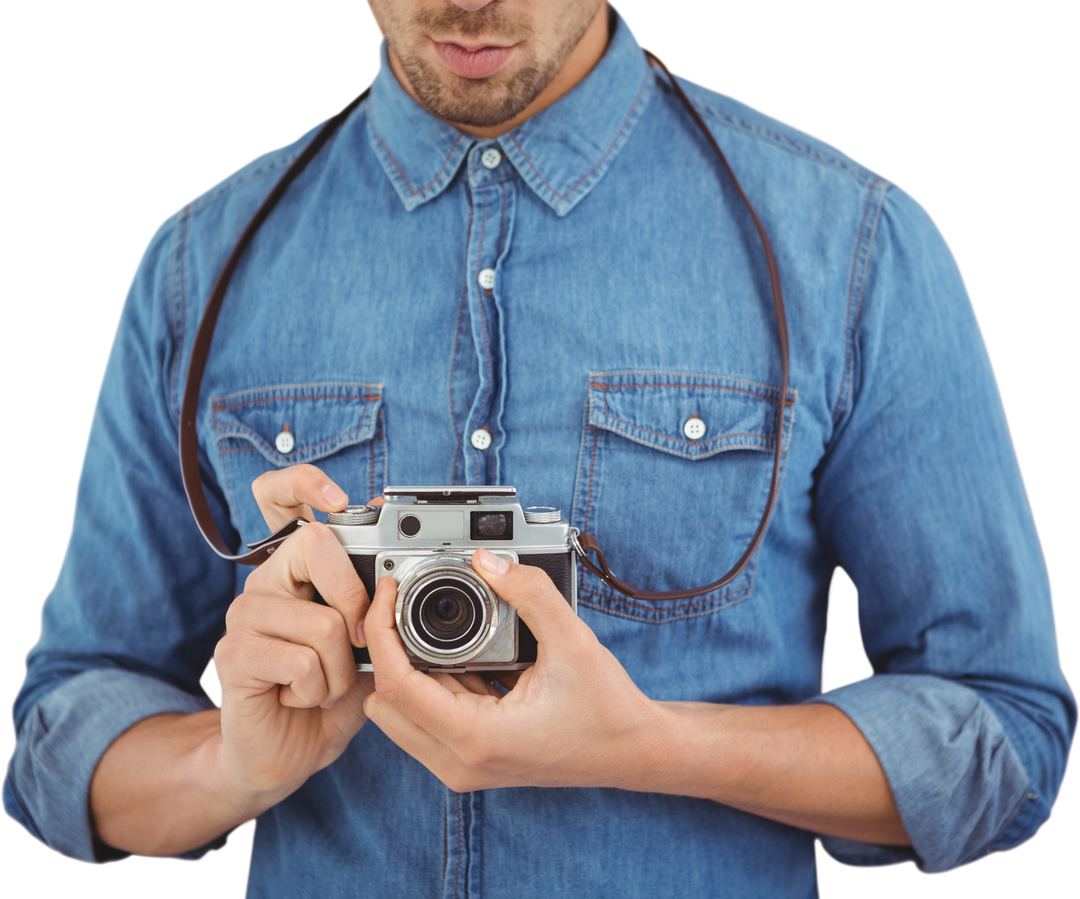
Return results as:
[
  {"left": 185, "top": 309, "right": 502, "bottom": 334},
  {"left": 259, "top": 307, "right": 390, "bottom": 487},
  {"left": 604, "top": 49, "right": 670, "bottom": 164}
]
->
[{"left": 5, "top": 14, "right": 1074, "bottom": 898}]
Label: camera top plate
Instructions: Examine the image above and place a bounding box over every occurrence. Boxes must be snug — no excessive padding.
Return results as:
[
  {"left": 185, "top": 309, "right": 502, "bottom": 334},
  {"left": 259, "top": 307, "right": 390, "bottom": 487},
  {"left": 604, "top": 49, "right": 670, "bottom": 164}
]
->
[{"left": 384, "top": 486, "right": 516, "bottom": 505}]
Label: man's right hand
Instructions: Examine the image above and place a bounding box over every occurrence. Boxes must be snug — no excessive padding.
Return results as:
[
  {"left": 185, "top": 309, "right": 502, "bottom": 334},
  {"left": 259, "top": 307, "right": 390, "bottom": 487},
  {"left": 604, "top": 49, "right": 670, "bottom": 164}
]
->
[
  {"left": 214, "top": 464, "right": 375, "bottom": 801},
  {"left": 90, "top": 464, "right": 374, "bottom": 856}
]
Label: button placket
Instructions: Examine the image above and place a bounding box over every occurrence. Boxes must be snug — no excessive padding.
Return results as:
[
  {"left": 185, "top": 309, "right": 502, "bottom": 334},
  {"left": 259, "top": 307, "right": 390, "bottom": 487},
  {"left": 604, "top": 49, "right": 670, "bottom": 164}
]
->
[{"left": 462, "top": 146, "right": 515, "bottom": 486}]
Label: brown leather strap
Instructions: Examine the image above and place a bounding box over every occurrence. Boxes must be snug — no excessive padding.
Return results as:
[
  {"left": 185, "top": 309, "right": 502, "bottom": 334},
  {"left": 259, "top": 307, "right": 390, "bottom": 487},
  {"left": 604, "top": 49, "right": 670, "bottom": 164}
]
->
[
  {"left": 572, "top": 53, "right": 791, "bottom": 601},
  {"left": 179, "top": 90, "right": 369, "bottom": 566},
  {"left": 179, "top": 51, "right": 789, "bottom": 589}
]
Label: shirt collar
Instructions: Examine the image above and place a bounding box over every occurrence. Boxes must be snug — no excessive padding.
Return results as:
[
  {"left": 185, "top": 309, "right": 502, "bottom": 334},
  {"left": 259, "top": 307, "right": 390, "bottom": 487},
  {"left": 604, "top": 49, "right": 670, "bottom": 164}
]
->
[{"left": 365, "top": 12, "right": 654, "bottom": 217}]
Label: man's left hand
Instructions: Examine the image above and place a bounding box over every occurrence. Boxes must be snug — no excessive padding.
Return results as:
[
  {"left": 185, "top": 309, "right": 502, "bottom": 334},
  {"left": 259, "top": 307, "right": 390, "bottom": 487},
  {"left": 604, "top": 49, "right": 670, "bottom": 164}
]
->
[{"left": 363, "top": 547, "right": 660, "bottom": 793}]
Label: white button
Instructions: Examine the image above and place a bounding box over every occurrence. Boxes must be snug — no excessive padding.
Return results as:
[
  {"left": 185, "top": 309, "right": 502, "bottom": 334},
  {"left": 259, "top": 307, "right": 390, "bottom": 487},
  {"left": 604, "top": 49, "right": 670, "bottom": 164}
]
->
[
  {"left": 478, "top": 268, "right": 496, "bottom": 290},
  {"left": 470, "top": 428, "right": 492, "bottom": 451},
  {"left": 275, "top": 428, "right": 295, "bottom": 454},
  {"left": 481, "top": 148, "right": 502, "bottom": 169},
  {"left": 683, "top": 417, "right": 707, "bottom": 440}
]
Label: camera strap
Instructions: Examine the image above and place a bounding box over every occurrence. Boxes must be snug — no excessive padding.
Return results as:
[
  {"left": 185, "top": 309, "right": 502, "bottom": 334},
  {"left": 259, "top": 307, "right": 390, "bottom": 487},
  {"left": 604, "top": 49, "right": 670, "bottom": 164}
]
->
[{"left": 179, "top": 53, "right": 790, "bottom": 599}]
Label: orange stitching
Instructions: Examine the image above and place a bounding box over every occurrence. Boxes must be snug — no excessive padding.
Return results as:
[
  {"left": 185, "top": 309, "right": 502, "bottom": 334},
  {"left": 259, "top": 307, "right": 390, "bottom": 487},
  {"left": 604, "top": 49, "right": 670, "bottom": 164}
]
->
[
  {"left": 578, "top": 580, "right": 746, "bottom": 612},
  {"left": 593, "top": 409, "right": 775, "bottom": 449},
  {"left": 217, "top": 424, "right": 372, "bottom": 457},
  {"left": 218, "top": 445, "right": 257, "bottom": 454},
  {"left": 508, "top": 69, "right": 649, "bottom": 201},
  {"left": 583, "top": 574, "right": 743, "bottom": 609},
  {"left": 590, "top": 381, "right": 792, "bottom": 405},
  {"left": 589, "top": 377, "right": 783, "bottom": 450},
  {"left": 213, "top": 381, "right": 383, "bottom": 403},
  {"left": 212, "top": 393, "right": 380, "bottom": 414},
  {"left": 592, "top": 369, "right": 794, "bottom": 397},
  {"left": 577, "top": 586, "right": 750, "bottom": 624},
  {"left": 577, "top": 593, "right": 749, "bottom": 624},
  {"left": 371, "top": 125, "right": 464, "bottom": 197}
]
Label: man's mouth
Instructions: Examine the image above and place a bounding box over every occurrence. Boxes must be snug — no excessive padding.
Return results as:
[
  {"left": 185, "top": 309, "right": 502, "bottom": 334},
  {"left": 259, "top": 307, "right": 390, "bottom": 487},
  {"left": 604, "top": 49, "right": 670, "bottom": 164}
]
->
[{"left": 433, "top": 40, "right": 517, "bottom": 79}]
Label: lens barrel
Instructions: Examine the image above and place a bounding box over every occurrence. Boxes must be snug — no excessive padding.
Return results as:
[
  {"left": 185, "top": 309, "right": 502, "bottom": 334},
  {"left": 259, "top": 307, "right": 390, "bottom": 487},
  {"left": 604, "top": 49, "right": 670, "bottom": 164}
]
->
[{"left": 395, "top": 557, "right": 500, "bottom": 664}]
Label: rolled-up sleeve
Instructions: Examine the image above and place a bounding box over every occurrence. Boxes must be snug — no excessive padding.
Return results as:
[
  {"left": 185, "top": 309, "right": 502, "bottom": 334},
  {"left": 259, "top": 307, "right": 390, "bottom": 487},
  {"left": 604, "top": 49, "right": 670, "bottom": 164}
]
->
[
  {"left": 4, "top": 213, "right": 238, "bottom": 859},
  {"left": 5, "top": 669, "right": 215, "bottom": 862},
  {"left": 811, "top": 187, "right": 1075, "bottom": 872}
]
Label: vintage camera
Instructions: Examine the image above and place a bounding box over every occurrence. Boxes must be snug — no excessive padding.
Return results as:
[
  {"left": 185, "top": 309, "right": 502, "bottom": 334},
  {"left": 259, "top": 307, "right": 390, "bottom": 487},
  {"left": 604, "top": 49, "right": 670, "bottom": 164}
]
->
[{"left": 322, "top": 486, "right": 578, "bottom": 672}]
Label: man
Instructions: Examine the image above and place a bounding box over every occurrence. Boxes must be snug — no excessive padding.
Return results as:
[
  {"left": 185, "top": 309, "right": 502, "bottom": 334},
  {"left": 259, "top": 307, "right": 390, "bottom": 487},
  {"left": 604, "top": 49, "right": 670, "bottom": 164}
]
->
[{"left": 6, "top": 1, "right": 1073, "bottom": 896}]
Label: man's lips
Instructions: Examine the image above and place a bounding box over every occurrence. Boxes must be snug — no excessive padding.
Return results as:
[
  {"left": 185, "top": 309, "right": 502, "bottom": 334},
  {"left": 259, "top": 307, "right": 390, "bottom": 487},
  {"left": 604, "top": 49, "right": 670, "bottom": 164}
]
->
[{"left": 434, "top": 40, "right": 516, "bottom": 79}]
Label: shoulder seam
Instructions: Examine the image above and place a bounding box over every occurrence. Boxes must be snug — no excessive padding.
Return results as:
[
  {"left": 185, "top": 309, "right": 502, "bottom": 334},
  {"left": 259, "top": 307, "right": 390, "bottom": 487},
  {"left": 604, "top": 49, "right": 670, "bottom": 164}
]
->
[
  {"left": 183, "top": 116, "right": 330, "bottom": 217},
  {"left": 832, "top": 179, "right": 892, "bottom": 423},
  {"left": 684, "top": 89, "right": 878, "bottom": 187}
]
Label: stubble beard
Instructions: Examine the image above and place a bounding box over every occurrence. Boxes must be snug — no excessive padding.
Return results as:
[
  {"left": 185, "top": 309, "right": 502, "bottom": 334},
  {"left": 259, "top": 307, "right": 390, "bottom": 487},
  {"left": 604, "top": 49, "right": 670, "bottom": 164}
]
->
[{"left": 390, "top": 3, "right": 599, "bottom": 128}]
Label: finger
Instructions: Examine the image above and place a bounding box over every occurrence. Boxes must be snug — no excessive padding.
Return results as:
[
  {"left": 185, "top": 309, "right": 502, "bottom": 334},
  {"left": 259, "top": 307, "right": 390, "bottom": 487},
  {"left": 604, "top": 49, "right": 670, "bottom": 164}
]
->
[
  {"left": 492, "top": 671, "right": 521, "bottom": 692},
  {"left": 431, "top": 672, "right": 503, "bottom": 698},
  {"left": 366, "top": 496, "right": 385, "bottom": 506},
  {"left": 471, "top": 548, "right": 583, "bottom": 652},
  {"left": 363, "top": 690, "right": 460, "bottom": 780},
  {"left": 365, "top": 578, "right": 479, "bottom": 743},
  {"left": 252, "top": 463, "right": 349, "bottom": 531},
  {"left": 245, "top": 522, "right": 370, "bottom": 648},
  {"left": 215, "top": 630, "right": 328, "bottom": 708},
  {"left": 225, "top": 592, "right": 356, "bottom": 705}
]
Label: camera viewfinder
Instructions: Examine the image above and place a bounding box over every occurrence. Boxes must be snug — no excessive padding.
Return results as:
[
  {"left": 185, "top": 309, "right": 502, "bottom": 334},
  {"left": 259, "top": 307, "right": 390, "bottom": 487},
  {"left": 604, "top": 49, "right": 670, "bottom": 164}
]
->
[{"left": 471, "top": 511, "right": 514, "bottom": 540}]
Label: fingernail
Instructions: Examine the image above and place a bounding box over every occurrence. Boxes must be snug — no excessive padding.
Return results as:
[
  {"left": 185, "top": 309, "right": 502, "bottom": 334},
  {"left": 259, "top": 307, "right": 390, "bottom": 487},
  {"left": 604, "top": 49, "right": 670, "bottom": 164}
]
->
[
  {"left": 476, "top": 547, "right": 509, "bottom": 574},
  {"left": 356, "top": 619, "right": 366, "bottom": 646},
  {"left": 324, "top": 698, "right": 340, "bottom": 709},
  {"left": 322, "top": 483, "right": 348, "bottom": 507}
]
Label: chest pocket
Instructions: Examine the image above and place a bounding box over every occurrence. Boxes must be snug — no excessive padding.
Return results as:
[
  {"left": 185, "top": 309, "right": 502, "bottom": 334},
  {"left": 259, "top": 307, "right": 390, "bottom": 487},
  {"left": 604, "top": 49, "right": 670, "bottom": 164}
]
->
[
  {"left": 210, "top": 382, "right": 386, "bottom": 544},
  {"left": 571, "top": 371, "right": 796, "bottom": 623}
]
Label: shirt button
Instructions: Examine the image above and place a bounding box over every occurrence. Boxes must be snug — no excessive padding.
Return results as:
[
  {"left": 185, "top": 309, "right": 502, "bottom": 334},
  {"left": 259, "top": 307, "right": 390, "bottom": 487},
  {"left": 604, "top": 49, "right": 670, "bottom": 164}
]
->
[
  {"left": 470, "top": 428, "right": 492, "bottom": 451},
  {"left": 683, "top": 416, "right": 706, "bottom": 440},
  {"left": 480, "top": 147, "right": 502, "bottom": 169},
  {"left": 275, "top": 427, "right": 295, "bottom": 454},
  {"left": 478, "top": 268, "right": 496, "bottom": 290}
]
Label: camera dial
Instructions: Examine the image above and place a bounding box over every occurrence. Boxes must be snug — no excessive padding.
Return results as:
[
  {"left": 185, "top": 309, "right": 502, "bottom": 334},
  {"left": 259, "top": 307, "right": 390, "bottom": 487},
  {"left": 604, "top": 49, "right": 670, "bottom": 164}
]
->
[
  {"left": 327, "top": 505, "right": 381, "bottom": 525},
  {"left": 523, "top": 506, "right": 561, "bottom": 524}
]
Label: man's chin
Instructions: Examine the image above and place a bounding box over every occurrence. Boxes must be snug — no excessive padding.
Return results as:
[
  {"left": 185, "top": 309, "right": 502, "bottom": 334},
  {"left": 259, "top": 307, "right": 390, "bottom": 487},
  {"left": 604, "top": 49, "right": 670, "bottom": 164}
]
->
[{"left": 406, "top": 62, "right": 550, "bottom": 129}]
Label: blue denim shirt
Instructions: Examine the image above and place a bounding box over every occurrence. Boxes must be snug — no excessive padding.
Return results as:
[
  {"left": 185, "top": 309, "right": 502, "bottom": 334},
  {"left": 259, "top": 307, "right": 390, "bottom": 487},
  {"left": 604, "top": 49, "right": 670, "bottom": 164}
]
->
[{"left": 6, "top": 14, "right": 1074, "bottom": 897}]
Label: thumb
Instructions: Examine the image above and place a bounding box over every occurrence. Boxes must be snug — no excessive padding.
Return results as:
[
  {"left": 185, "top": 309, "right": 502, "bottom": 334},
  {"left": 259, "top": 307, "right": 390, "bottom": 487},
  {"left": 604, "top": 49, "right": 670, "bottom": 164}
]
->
[{"left": 471, "top": 548, "right": 582, "bottom": 652}]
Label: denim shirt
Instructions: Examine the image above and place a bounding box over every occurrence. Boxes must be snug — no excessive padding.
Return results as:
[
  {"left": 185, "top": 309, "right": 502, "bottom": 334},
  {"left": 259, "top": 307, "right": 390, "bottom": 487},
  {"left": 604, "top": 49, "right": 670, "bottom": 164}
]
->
[{"left": 6, "top": 14, "right": 1074, "bottom": 898}]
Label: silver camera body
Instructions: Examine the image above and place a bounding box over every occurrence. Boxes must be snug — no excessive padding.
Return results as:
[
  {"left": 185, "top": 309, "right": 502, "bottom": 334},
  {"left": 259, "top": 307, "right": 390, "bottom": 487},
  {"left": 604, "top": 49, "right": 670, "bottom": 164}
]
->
[{"left": 322, "top": 486, "right": 578, "bottom": 673}]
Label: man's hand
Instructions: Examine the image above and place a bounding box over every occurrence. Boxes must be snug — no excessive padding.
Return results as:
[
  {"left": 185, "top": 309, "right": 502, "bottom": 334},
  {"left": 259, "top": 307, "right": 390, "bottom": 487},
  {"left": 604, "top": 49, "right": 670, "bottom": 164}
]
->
[
  {"left": 214, "top": 465, "right": 375, "bottom": 801},
  {"left": 363, "top": 547, "right": 659, "bottom": 793},
  {"left": 91, "top": 464, "right": 377, "bottom": 855},
  {"left": 362, "top": 547, "right": 909, "bottom": 845}
]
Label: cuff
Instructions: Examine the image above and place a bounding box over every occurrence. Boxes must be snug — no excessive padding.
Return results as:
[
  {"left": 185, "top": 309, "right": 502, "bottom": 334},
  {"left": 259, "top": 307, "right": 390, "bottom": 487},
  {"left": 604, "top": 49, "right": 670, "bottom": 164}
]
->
[
  {"left": 811, "top": 673, "right": 1039, "bottom": 872},
  {"left": 4, "top": 667, "right": 215, "bottom": 862}
]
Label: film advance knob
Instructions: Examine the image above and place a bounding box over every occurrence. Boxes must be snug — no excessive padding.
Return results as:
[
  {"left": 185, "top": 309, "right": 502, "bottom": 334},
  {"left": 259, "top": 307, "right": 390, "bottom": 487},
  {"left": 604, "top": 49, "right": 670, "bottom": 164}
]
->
[
  {"left": 326, "top": 505, "right": 382, "bottom": 525},
  {"left": 523, "top": 507, "right": 561, "bottom": 524}
]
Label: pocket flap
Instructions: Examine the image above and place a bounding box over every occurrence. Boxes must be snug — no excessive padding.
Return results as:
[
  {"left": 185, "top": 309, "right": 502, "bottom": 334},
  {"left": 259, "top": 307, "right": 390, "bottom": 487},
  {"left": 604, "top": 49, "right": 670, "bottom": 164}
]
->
[
  {"left": 210, "top": 382, "right": 383, "bottom": 467},
  {"left": 587, "top": 371, "right": 795, "bottom": 460}
]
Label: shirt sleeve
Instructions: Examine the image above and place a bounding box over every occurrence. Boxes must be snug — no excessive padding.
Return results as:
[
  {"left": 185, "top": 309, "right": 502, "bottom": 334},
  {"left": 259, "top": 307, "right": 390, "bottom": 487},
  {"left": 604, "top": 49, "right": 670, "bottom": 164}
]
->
[
  {"left": 810, "top": 186, "right": 1075, "bottom": 872},
  {"left": 4, "top": 213, "right": 239, "bottom": 861}
]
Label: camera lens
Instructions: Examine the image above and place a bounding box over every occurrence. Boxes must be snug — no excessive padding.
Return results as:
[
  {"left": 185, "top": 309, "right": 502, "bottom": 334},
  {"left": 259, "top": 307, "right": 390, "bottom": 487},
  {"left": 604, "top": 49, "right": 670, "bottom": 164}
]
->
[
  {"left": 411, "top": 579, "right": 484, "bottom": 651},
  {"left": 395, "top": 557, "right": 501, "bottom": 664}
]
